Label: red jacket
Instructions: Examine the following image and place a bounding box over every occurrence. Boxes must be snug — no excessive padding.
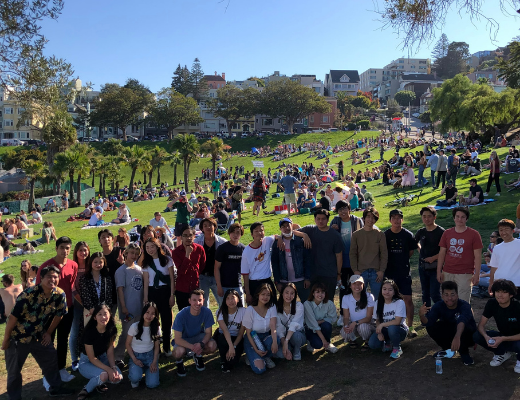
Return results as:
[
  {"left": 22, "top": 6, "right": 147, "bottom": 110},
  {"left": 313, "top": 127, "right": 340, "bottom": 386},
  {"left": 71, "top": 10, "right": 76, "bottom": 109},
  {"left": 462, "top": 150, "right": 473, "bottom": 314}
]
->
[
  {"left": 36, "top": 258, "right": 78, "bottom": 307},
  {"left": 171, "top": 243, "right": 206, "bottom": 293}
]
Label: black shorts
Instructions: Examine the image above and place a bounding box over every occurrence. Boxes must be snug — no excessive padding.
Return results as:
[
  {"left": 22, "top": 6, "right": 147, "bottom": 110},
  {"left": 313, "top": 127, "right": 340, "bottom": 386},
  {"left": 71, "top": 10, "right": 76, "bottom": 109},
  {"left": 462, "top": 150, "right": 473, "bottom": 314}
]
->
[
  {"left": 386, "top": 273, "right": 412, "bottom": 296},
  {"left": 174, "top": 222, "right": 187, "bottom": 237}
]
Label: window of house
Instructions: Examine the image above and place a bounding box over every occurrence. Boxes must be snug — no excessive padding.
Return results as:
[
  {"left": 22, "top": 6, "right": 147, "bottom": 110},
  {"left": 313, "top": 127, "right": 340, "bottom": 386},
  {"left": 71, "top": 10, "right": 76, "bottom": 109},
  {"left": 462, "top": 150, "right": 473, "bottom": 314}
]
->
[
  {"left": 399, "top": 59, "right": 404, "bottom": 63},
  {"left": 419, "top": 60, "right": 427, "bottom": 64},
  {"left": 262, "top": 118, "right": 273, "bottom": 126},
  {"left": 322, "top": 116, "right": 329, "bottom": 123},
  {"left": 4, "top": 107, "right": 13, "bottom": 114},
  {"left": 310, "top": 116, "right": 314, "bottom": 123},
  {"left": 419, "top": 66, "right": 426, "bottom": 70},
  {"left": 334, "top": 84, "right": 341, "bottom": 89},
  {"left": 370, "top": 76, "right": 376, "bottom": 79},
  {"left": 410, "top": 65, "right": 415, "bottom": 68},
  {"left": 4, "top": 119, "right": 13, "bottom": 126},
  {"left": 17, "top": 108, "right": 24, "bottom": 114}
]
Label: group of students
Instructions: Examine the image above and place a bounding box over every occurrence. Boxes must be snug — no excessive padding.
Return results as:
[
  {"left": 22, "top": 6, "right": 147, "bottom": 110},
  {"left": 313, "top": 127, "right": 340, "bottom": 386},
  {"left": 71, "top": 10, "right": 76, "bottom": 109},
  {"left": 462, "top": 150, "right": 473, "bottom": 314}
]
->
[{"left": 3, "top": 198, "right": 520, "bottom": 399}]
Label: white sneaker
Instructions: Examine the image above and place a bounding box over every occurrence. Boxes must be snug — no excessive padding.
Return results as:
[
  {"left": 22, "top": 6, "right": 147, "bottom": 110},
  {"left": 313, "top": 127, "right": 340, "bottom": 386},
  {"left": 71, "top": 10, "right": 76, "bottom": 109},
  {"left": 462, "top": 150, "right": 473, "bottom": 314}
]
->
[
  {"left": 43, "top": 376, "right": 50, "bottom": 392},
  {"left": 337, "top": 318, "right": 344, "bottom": 327},
  {"left": 326, "top": 343, "right": 338, "bottom": 354},
  {"left": 245, "top": 357, "right": 250, "bottom": 366},
  {"left": 490, "top": 352, "right": 511, "bottom": 367},
  {"left": 264, "top": 357, "right": 276, "bottom": 369},
  {"left": 131, "top": 381, "right": 139, "bottom": 389},
  {"left": 515, "top": 361, "right": 520, "bottom": 373},
  {"left": 306, "top": 342, "right": 314, "bottom": 352},
  {"left": 495, "top": 193, "right": 501, "bottom": 197},
  {"left": 484, "top": 192, "right": 489, "bottom": 196},
  {"left": 59, "top": 369, "right": 75, "bottom": 382}
]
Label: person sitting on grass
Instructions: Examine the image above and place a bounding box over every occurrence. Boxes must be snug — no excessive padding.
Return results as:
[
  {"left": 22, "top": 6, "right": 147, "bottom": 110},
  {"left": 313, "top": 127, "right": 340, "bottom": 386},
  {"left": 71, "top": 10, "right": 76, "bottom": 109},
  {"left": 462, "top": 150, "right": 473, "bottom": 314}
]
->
[
  {"left": 474, "top": 279, "right": 520, "bottom": 373},
  {"left": 341, "top": 275, "right": 375, "bottom": 349},
  {"left": 88, "top": 208, "right": 103, "bottom": 227},
  {"left": 458, "top": 179, "right": 484, "bottom": 206},
  {"left": 111, "top": 203, "right": 129, "bottom": 224},
  {"left": 78, "top": 204, "right": 92, "bottom": 220},
  {"left": 172, "top": 289, "right": 217, "bottom": 377},
  {"left": 368, "top": 279, "right": 408, "bottom": 359},
  {"left": 436, "top": 180, "right": 458, "bottom": 207},
  {"left": 419, "top": 281, "right": 476, "bottom": 366},
  {"left": 473, "top": 252, "right": 492, "bottom": 299}
]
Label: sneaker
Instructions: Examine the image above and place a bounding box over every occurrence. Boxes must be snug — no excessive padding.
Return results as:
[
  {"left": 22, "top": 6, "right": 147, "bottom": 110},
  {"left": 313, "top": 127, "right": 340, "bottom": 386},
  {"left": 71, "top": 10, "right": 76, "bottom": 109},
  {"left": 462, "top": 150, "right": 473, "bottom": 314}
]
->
[
  {"left": 495, "top": 193, "right": 501, "bottom": 197},
  {"left": 484, "top": 192, "right": 489, "bottom": 196},
  {"left": 221, "top": 363, "right": 231, "bottom": 373},
  {"left": 49, "top": 387, "right": 75, "bottom": 397},
  {"left": 326, "top": 343, "right": 338, "bottom": 354},
  {"left": 193, "top": 355, "right": 205, "bottom": 371},
  {"left": 490, "top": 352, "right": 511, "bottom": 367},
  {"left": 163, "top": 350, "right": 172, "bottom": 357},
  {"left": 59, "top": 369, "right": 75, "bottom": 382},
  {"left": 265, "top": 357, "right": 276, "bottom": 368},
  {"left": 293, "top": 350, "right": 302, "bottom": 361},
  {"left": 131, "top": 381, "right": 139, "bottom": 389},
  {"left": 176, "top": 361, "right": 187, "bottom": 377},
  {"left": 43, "top": 377, "right": 50, "bottom": 391},
  {"left": 186, "top": 350, "right": 194, "bottom": 358},
  {"left": 382, "top": 342, "right": 393, "bottom": 353},
  {"left": 245, "top": 357, "right": 250, "bottom": 366},
  {"left": 407, "top": 329, "right": 418, "bottom": 339},
  {"left": 390, "top": 348, "right": 403, "bottom": 359},
  {"left": 461, "top": 353, "right": 474, "bottom": 366},
  {"left": 115, "top": 360, "right": 125, "bottom": 370},
  {"left": 306, "top": 342, "right": 315, "bottom": 353},
  {"left": 515, "top": 361, "right": 520, "bottom": 373},
  {"left": 71, "top": 361, "right": 79, "bottom": 372}
]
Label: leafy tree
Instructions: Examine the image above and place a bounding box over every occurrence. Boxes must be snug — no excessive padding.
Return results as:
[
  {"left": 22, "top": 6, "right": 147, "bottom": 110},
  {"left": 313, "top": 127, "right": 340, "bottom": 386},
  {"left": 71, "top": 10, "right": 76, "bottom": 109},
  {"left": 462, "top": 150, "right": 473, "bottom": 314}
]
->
[
  {"left": 419, "top": 111, "right": 432, "bottom": 123},
  {"left": 70, "top": 143, "right": 93, "bottom": 205},
  {"left": 123, "top": 145, "right": 149, "bottom": 197},
  {"left": 432, "top": 34, "right": 450, "bottom": 60},
  {"left": 1, "top": 148, "right": 45, "bottom": 170},
  {"left": 190, "top": 58, "right": 208, "bottom": 101},
  {"left": 99, "top": 138, "right": 126, "bottom": 157},
  {"left": 171, "top": 64, "right": 192, "bottom": 96},
  {"left": 147, "top": 88, "right": 203, "bottom": 140},
  {"left": 394, "top": 90, "right": 417, "bottom": 106},
  {"left": 260, "top": 78, "right": 331, "bottom": 133},
  {"left": 53, "top": 143, "right": 90, "bottom": 205},
  {"left": 169, "top": 150, "right": 181, "bottom": 185},
  {"left": 386, "top": 98, "right": 401, "bottom": 118},
  {"left": 246, "top": 77, "right": 265, "bottom": 87},
  {"left": 208, "top": 85, "right": 260, "bottom": 137},
  {"left": 351, "top": 91, "right": 372, "bottom": 109},
  {"left": 497, "top": 40, "right": 520, "bottom": 89},
  {"left": 149, "top": 146, "right": 170, "bottom": 186},
  {"left": 22, "top": 159, "right": 47, "bottom": 210},
  {"left": 201, "top": 137, "right": 225, "bottom": 181},
  {"left": 173, "top": 134, "right": 199, "bottom": 192}
]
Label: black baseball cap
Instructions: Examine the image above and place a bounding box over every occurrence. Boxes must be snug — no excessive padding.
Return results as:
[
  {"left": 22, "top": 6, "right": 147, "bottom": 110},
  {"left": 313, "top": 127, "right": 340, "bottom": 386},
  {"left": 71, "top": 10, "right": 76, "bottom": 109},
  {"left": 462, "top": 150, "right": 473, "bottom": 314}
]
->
[
  {"left": 389, "top": 209, "right": 403, "bottom": 218},
  {"left": 447, "top": 180, "right": 453, "bottom": 185}
]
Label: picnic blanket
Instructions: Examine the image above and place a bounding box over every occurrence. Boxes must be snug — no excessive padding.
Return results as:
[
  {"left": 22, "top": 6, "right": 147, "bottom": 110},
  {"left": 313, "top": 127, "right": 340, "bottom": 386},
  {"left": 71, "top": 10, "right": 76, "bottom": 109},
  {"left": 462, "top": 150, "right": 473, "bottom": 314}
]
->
[
  {"left": 81, "top": 220, "right": 132, "bottom": 230},
  {"left": 432, "top": 198, "right": 496, "bottom": 211}
]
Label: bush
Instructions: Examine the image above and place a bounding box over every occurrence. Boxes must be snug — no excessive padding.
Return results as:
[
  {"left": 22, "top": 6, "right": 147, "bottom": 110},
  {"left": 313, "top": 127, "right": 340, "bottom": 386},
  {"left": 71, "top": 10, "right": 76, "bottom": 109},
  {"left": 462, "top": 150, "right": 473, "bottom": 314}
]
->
[
  {"left": 392, "top": 112, "right": 404, "bottom": 118},
  {"left": 0, "top": 188, "right": 54, "bottom": 202}
]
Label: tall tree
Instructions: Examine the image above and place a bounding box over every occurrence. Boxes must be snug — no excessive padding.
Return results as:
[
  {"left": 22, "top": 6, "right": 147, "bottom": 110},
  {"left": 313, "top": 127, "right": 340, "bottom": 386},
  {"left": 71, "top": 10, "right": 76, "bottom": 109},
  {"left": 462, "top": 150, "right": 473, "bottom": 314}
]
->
[
  {"left": 169, "top": 151, "right": 181, "bottom": 185},
  {"left": 443, "top": 41, "right": 470, "bottom": 78},
  {"left": 201, "top": 137, "right": 225, "bottom": 181},
  {"left": 386, "top": 98, "right": 401, "bottom": 118},
  {"left": 171, "top": 64, "right": 192, "bottom": 96},
  {"left": 190, "top": 58, "right": 208, "bottom": 101},
  {"left": 497, "top": 40, "right": 520, "bottom": 89},
  {"left": 69, "top": 143, "right": 93, "bottom": 206},
  {"left": 394, "top": 90, "right": 417, "bottom": 106},
  {"left": 260, "top": 79, "right": 331, "bottom": 133},
  {"left": 432, "top": 34, "right": 450, "bottom": 60},
  {"left": 22, "top": 159, "right": 47, "bottom": 211},
  {"left": 173, "top": 134, "right": 199, "bottom": 192},
  {"left": 147, "top": 88, "right": 203, "bottom": 139},
  {"left": 123, "top": 145, "right": 148, "bottom": 197}
]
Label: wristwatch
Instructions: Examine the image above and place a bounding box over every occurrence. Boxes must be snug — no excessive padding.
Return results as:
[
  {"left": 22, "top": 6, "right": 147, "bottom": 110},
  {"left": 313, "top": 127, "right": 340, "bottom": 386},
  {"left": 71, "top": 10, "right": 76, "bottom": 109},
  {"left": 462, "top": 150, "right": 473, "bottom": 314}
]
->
[
  {"left": 199, "top": 341, "right": 205, "bottom": 349},
  {"left": 355, "top": 321, "right": 360, "bottom": 326}
]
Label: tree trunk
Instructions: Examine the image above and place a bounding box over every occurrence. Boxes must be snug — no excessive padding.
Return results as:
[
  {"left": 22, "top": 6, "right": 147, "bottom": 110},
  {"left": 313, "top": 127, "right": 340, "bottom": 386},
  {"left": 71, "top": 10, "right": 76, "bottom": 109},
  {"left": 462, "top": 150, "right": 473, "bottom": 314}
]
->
[
  {"left": 148, "top": 170, "right": 153, "bottom": 189},
  {"left": 99, "top": 174, "right": 103, "bottom": 194},
  {"left": 168, "top": 127, "right": 174, "bottom": 140},
  {"left": 173, "top": 164, "right": 177, "bottom": 185},
  {"left": 110, "top": 179, "right": 114, "bottom": 194},
  {"left": 55, "top": 176, "right": 62, "bottom": 195},
  {"left": 184, "top": 160, "right": 190, "bottom": 192},
  {"left": 102, "top": 177, "right": 106, "bottom": 197},
  {"left": 143, "top": 171, "right": 147, "bottom": 185},
  {"left": 29, "top": 179, "right": 35, "bottom": 210},
  {"left": 121, "top": 125, "right": 127, "bottom": 141},
  {"left": 116, "top": 180, "right": 120, "bottom": 195},
  {"left": 91, "top": 171, "right": 95, "bottom": 187},
  {"left": 69, "top": 173, "right": 75, "bottom": 202},
  {"left": 212, "top": 158, "right": 216, "bottom": 181},
  {"left": 156, "top": 166, "right": 161, "bottom": 185},
  {"left": 76, "top": 175, "right": 82, "bottom": 206},
  {"left": 129, "top": 169, "right": 136, "bottom": 197}
]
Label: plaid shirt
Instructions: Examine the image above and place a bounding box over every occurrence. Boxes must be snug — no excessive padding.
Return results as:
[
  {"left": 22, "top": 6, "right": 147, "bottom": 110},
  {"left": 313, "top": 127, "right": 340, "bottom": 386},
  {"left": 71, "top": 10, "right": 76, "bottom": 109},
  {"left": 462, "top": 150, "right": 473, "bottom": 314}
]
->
[{"left": 10, "top": 284, "right": 67, "bottom": 343}]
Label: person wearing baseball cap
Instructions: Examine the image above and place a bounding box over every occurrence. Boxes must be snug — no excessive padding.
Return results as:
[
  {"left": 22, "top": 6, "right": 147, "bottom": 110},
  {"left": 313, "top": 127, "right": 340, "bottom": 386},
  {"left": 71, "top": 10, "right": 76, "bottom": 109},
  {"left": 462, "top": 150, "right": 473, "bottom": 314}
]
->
[
  {"left": 169, "top": 191, "right": 193, "bottom": 246},
  {"left": 384, "top": 209, "right": 418, "bottom": 338},
  {"left": 340, "top": 275, "right": 376, "bottom": 348},
  {"left": 271, "top": 218, "right": 312, "bottom": 302}
]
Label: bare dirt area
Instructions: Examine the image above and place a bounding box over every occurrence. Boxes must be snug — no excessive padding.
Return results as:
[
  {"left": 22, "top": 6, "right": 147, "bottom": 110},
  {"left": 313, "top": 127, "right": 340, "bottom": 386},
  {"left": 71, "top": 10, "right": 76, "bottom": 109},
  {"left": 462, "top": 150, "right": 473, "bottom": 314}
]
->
[{"left": 2, "top": 296, "right": 520, "bottom": 400}]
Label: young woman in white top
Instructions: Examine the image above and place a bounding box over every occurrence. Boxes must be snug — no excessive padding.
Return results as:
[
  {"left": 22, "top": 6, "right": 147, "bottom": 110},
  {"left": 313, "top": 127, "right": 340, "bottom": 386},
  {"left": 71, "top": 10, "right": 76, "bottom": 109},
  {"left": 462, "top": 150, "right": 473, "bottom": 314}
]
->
[
  {"left": 242, "top": 283, "right": 280, "bottom": 374},
  {"left": 303, "top": 282, "right": 338, "bottom": 353},
  {"left": 274, "top": 283, "right": 305, "bottom": 361},
  {"left": 215, "top": 289, "right": 246, "bottom": 373},
  {"left": 126, "top": 302, "right": 161, "bottom": 389},
  {"left": 141, "top": 238, "right": 175, "bottom": 356},
  {"left": 341, "top": 275, "right": 375, "bottom": 349},
  {"left": 368, "top": 279, "right": 409, "bottom": 359}
]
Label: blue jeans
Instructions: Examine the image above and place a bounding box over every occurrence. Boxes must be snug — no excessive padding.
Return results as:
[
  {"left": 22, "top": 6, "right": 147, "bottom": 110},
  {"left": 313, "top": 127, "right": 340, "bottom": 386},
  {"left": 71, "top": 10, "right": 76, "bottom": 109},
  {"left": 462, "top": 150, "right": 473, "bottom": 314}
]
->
[
  {"left": 361, "top": 269, "right": 382, "bottom": 298},
  {"left": 474, "top": 330, "right": 520, "bottom": 360},
  {"left": 305, "top": 321, "right": 333, "bottom": 349},
  {"left": 418, "top": 266, "right": 441, "bottom": 307},
  {"left": 69, "top": 298, "right": 83, "bottom": 362},
  {"left": 418, "top": 166, "right": 427, "bottom": 186},
  {"left": 128, "top": 349, "right": 160, "bottom": 388},
  {"left": 368, "top": 325, "right": 407, "bottom": 349},
  {"left": 430, "top": 170, "right": 436, "bottom": 187},
  {"left": 275, "top": 330, "right": 306, "bottom": 359},
  {"left": 479, "top": 264, "right": 491, "bottom": 287},
  {"left": 199, "top": 275, "right": 222, "bottom": 308},
  {"left": 244, "top": 331, "right": 280, "bottom": 374},
  {"left": 78, "top": 353, "right": 122, "bottom": 393}
]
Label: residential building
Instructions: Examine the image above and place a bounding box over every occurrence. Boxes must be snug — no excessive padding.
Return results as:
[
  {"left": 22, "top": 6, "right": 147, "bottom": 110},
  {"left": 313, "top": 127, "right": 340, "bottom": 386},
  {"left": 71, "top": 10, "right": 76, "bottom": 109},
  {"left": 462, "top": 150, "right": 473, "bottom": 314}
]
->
[
  {"left": 0, "top": 87, "right": 40, "bottom": 140},
  {"left": 419, "top": 88, "right": 433, "bottom": 114},
  {"left": 325, "top": 70, "right": 360, "bottom": 97},
  {"left": 308, "top": 98, "right": 337, "bottom": 130},
  {"left": 290, "top": 74, "right": 325, "bottom": 96},
  {"left": 467, "top": 70, "right": 505, "bottom": 86},
  {"left": 262, "top": 71, "right": 287, "bottom": 85},
  {"left": 398, "top": 73, "right": 444, "bottom": 107},
  {"left": 205, "top": 72, "right": 226, "bottom": 89},
  {"left": 359, "top": 68, "right": 385, "bottom": 92}
]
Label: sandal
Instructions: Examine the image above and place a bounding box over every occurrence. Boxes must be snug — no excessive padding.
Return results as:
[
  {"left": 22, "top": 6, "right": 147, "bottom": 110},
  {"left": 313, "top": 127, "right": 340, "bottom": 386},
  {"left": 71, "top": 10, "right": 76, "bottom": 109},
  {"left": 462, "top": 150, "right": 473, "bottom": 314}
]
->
[
  {"left": 348, "top": 341, "right": 358, "bottom": 349},
  {"left": 361, "top": 342, "right": 370, "bottom": 351},
  {"left": 77, "top": 388, "right": 89, "bottom": 400},
  {"left": 96, "top": 384, "right": 108, "bottom": 394}
]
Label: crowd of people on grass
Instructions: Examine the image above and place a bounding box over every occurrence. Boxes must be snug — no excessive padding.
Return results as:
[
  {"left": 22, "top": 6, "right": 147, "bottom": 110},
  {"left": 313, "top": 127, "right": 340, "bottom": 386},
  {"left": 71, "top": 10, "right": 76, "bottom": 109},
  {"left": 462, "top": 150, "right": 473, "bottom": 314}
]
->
[{"left": 2, "top": 196, "right": 520, "bottom": 400}]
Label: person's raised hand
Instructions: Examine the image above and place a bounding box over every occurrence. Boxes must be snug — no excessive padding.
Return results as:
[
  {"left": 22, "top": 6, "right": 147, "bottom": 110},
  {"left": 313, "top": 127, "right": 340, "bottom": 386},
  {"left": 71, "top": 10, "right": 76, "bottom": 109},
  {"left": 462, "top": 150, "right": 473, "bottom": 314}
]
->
[{"left": 419, "top": 302, "right": 430, "bottom": 317}]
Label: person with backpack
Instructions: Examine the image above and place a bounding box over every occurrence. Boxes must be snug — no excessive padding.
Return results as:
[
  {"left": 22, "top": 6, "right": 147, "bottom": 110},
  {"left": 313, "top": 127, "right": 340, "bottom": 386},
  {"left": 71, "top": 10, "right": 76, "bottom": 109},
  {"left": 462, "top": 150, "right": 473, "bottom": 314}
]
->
[{"left": 447, "top": 149, "right": 460, "bottom": 186}]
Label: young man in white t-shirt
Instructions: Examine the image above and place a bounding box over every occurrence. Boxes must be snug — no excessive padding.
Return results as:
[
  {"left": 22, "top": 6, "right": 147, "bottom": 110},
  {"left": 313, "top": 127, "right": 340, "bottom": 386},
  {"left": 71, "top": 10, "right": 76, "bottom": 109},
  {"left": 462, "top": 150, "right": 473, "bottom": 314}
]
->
[{"left": 489, "top": 219, "right": 520, "bottom": 296}]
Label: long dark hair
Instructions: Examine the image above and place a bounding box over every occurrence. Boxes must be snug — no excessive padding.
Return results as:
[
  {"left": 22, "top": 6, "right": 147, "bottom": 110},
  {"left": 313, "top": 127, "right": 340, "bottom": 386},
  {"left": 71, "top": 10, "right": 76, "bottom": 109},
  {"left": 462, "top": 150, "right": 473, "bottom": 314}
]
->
[
  {"left": 73, "top": 241, "right": 90, "bottom": 266},
  {"left": 84, "top": 303, "right": 117, "bottom": 344},
  {"left": 376, "top": 279, "right": 403, "bottom": 323},
  {"left": 135, "top": 302, "right": 161, "bottom": 342},
  {"left": 276, "top": 283, "right": 297, "bottom": 315},
  {"left": 85, "top": 252, "right": 108, "bottom": 279},
  {"left": 141, "top": 238, "right": 169, "bottom": 268},
  {"left": 346, "top": 281, "right": 368, "bottom": 310},
  {"left": 251, "top": 283, "right": 275, "bottom": 308},
  {"left": 217, "top": 289, "right": 244, "bottom": 326}
]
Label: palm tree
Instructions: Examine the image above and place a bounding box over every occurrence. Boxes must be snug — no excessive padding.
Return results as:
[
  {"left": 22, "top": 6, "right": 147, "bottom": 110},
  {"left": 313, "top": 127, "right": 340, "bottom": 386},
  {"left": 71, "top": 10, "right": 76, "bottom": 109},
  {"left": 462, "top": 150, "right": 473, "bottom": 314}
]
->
[
  {"left": 201, "top": 137, "right": 225, "bottom": 181},
  {"left": 22, "top": 159, "right": 47, "bottom": 210},
  {"left": 53, "top": 151, "right": 77, "bottom": 202},
  {"left": 138, "top": 154, "right": 152, "bottom": 189},
  {"left": 123, "top": 145, "right": 148, "bottom": 197},
  {"left": 172, "top": 134, "right": 199, "bottom": 192},
  {"left": 170, "top": 150, "right": 181, "bottom": 185},
  {"left": 70, "top": 143, "right": 92, "bottom": 206},
  {"left": 150, "top": 146, "right": 170, "bottom": 185}
]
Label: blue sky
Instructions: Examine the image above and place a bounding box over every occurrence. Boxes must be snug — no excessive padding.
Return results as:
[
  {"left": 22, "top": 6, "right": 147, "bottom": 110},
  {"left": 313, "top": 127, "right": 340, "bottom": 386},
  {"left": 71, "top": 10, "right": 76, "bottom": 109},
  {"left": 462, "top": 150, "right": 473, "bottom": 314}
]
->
[{"left": 40, "top": 0, "right": 519, "bottom": 92}]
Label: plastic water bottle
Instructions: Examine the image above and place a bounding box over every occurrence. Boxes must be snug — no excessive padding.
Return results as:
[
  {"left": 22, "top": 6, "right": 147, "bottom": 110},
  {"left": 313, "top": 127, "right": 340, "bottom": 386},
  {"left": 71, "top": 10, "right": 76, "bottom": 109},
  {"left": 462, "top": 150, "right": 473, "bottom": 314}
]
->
[
  {"left": 435, "top": 357, "right": 443, "bottom": 374},
  {"left": 251, "top": 331, "right": 265, "bottom": 352}
]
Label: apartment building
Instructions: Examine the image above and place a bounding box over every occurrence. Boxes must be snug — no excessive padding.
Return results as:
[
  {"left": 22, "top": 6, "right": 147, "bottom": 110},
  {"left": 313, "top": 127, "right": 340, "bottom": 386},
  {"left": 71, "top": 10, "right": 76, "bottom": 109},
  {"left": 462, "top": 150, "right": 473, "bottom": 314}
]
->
[
  {"left": 324, "top": 70, "right": 360, "bottom": 97},
  {"left": 0, "top": 87, "right": 40, "bottom": 140},
  {"left": 290, "top": 74, "right": 325, "bottom": 96}
]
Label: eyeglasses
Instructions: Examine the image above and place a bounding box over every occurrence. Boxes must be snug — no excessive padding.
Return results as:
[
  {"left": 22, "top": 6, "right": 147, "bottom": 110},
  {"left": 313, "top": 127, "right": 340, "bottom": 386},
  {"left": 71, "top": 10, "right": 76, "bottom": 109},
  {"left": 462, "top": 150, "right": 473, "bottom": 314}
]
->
[
  {"left": 182, "top": 234, "right": 194, "bottom": 239},
  {"left": 490, "top": 236, "right": 497, "bottom": 238}
]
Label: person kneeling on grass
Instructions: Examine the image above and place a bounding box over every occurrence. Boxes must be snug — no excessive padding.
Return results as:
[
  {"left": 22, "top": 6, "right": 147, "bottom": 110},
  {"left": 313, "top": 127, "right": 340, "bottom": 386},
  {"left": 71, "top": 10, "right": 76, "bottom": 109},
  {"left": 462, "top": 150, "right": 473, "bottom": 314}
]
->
[
  {"left": 77, "top": 303, "right": 122, "bottom": 400},
  {"left": 474, "top": 279, "right": 520, "bottom": 373},
  {"left": 368, "top": 279, "right": 408, "bottom": 359},
  {"left": 243, "top": 283, "right": 280, "bottom": 374},
  {"left": 126, "top": 302, "right": 161, "bottom": 389},
  {"left": 303, "top": 282, "right": 338, "bottom": 354},
  {"left": 341, "top": 275, "right": 375, "bottom": 350},
  {"left": 419, "top": 281, "right": 476, "bottom": 366},
  {"left": 172, "top": 289, "right": 217, "bottom": 377}
]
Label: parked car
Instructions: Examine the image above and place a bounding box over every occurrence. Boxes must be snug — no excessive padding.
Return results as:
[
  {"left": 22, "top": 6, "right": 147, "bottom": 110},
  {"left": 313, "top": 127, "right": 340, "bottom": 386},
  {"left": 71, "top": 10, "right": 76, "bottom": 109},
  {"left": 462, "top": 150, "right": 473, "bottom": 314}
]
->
[
  {"left": 412, "top": 113, "right": 420, "bottom": 118},
  {"left": 1, "top": 139, "right": 25, "bottom": 146}
]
